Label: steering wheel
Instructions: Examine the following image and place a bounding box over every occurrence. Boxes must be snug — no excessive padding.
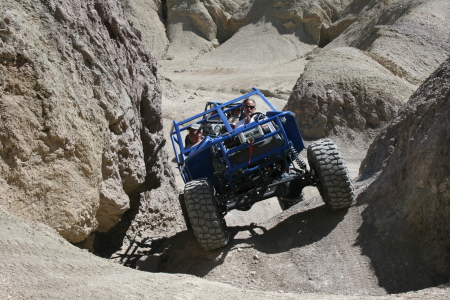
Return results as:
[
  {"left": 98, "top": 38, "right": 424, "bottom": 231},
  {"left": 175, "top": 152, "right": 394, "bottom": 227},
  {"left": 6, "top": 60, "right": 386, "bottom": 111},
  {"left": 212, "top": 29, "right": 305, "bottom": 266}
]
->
[{"left": 250, "top": 112, "right": 266, "bottom": 122}]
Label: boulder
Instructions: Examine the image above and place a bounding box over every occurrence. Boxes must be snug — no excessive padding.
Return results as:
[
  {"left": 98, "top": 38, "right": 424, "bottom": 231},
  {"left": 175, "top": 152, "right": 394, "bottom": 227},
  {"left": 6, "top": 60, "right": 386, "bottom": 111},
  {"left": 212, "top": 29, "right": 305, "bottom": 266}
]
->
[{"left": 284, "top": 47, "right": 415, "bottom": 139}]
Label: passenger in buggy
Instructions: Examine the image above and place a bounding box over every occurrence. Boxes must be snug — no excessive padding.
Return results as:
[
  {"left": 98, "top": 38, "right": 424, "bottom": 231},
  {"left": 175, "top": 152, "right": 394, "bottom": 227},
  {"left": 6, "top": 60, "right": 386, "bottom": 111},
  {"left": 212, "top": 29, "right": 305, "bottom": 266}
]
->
[
  {"left": 184, "top": 123, "right": 203, "bottom": 149},
  {"left": 227, "top": 106, "right": 242, "bottom": 129}
]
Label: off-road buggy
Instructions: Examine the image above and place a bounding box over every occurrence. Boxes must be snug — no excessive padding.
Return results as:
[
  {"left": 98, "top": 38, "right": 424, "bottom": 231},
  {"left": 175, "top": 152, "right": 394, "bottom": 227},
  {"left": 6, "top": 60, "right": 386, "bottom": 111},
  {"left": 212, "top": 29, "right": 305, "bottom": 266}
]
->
[{"left": 170, "top": 88, "right": 354, "bottom": 250}]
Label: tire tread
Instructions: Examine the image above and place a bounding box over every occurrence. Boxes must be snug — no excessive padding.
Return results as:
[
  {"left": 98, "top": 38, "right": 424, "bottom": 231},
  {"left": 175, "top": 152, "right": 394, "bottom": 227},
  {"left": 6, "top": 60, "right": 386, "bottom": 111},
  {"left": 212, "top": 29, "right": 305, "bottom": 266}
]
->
[
  {"left": 307, "top": 139, "right": 354, "bottom": 210},
  {"left": 184, "top": 178, "right": 229, "bottom": 250}
]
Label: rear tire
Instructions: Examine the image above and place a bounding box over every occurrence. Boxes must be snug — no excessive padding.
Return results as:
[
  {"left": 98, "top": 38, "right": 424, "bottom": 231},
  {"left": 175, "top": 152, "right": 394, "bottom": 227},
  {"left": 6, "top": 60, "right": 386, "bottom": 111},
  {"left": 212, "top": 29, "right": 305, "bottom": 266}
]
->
[
  {"left": 277, "top": 191, "right": 305, "bottom": 210},
  {"left": 307, "top": 139, "right": 354, "bottom": 210},
  {"left": 184, "top": 178, "right": 229, "bottom": 250}
]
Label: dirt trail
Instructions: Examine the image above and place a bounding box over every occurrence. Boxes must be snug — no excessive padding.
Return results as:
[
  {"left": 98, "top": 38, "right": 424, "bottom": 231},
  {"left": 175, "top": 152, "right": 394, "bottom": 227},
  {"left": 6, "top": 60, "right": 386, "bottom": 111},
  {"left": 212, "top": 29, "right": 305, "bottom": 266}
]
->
[{"left": 158, "top": 195, "right": 384, "bottom": 296}]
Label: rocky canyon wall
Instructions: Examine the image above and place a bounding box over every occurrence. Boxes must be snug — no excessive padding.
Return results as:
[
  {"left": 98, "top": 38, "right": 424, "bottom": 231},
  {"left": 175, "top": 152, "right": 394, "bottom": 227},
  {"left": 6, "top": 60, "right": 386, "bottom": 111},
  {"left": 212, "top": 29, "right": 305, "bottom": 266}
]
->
[
  {"left": 0, "top": 0, "right": 180, "bottom": 244},
  {"left": 355, "top": 57, "right": 450, "bottom": 292}
]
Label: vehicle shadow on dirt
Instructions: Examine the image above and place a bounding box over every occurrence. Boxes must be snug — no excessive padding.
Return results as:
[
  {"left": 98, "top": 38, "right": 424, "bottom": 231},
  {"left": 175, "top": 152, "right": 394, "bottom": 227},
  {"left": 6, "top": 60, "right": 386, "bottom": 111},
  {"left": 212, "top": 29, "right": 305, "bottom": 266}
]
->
[
  {"left": 154, "top": 202, "right": 347, "bottom": 277},
  {"left": 230, "top": 204, "right": 347, "bottom": 254}
]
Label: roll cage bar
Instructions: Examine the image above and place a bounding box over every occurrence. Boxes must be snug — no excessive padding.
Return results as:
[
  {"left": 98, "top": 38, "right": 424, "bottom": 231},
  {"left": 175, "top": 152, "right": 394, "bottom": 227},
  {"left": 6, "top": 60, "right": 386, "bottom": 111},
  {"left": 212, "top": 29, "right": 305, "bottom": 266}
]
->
[{"left": 170, "top": 88, "right": 277, "bottom": 163}]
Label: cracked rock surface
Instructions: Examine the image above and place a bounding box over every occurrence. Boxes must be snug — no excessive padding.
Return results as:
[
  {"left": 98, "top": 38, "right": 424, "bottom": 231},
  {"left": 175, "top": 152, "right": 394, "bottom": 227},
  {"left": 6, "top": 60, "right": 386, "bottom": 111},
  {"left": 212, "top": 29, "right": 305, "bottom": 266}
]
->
[{"left": 0, "top": 0, "right": 181, "bottom": 244}]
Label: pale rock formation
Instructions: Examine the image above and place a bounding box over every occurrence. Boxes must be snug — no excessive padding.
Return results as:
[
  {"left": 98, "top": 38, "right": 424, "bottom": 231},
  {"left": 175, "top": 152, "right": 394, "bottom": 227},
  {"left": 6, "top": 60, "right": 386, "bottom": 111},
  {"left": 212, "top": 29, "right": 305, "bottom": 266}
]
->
[
  {"left": 327, "top": 0, "right": 450, "bottom": 86},
  {"left": 0, "top": 0, "right": 180, "bottom": 244},
  {"left": 164, "top": 0, "right": 353, "bottom": 62},
  {"left": 286, "top": 0, "right": 450, "bottom": 140},
  {"left": 165, "top": 0, "right": 219, "bottom": 60},
  {"left": 284, "top": 47, "right": 416, "bottom": 139},
  {"left": 121, "top": 0, "right": 169, "bottom": 59},
  {"left": 193, "top": 22, "right": 315, "bottom": 69}
]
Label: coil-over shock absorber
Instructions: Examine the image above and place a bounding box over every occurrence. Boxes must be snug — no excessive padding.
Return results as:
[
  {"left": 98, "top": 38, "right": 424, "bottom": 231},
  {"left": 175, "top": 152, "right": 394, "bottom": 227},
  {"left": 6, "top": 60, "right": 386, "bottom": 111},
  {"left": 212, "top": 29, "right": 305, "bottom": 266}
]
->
[{"left": 290, "top": 145, "right": 307, "bottom": 170}]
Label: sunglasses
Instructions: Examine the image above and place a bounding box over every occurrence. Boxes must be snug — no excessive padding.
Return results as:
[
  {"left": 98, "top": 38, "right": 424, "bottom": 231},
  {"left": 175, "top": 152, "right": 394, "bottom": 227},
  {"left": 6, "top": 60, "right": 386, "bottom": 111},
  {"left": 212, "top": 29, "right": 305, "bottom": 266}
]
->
[{"left": 244, "top": 105, "right": 255, "bottom": 109}]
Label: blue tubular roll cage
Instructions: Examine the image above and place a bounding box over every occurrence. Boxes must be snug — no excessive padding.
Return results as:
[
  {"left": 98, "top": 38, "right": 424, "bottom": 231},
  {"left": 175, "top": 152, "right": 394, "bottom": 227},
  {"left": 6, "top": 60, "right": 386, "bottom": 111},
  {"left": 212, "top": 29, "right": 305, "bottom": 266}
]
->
[{"left": 170, "top": 88, "right": 304, "bottom": 188}]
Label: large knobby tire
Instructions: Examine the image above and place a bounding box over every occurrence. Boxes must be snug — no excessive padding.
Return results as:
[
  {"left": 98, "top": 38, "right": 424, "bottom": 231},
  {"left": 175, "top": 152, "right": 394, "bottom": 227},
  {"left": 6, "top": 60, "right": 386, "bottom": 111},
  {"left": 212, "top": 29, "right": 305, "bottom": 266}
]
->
[
  {"left": 184, "top": 178, "right": 229, "bottom": 250},
  {"left": 277, "top": 191, "right": 305, "bottom": 210},
  {"left": 307, "top": 139, "right": 354, "bottom": 210}
]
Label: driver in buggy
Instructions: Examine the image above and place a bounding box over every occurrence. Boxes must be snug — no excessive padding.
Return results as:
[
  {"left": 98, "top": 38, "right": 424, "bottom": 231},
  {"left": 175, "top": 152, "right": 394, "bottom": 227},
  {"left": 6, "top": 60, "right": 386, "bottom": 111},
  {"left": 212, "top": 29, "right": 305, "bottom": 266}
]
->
[{"left": 235, "top": 98, "right": 258, "bottom": 128}]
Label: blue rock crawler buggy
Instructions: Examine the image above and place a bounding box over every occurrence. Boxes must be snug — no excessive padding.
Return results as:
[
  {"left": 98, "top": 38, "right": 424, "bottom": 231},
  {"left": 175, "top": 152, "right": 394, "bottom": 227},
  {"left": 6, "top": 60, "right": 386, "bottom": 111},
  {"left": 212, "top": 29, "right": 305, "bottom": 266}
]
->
[{"left": 171, "top": 88, "right": 354, "bottom": 250}]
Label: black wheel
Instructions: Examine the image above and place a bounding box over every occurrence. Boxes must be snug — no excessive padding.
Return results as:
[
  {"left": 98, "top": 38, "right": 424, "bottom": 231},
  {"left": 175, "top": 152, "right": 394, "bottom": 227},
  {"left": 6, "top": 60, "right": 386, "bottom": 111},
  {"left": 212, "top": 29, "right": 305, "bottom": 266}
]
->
[
  {"left": 178, "top": 191, "right": 191, "bottom": 230},
  {"left": 307, "top": 139, "right": 354, "bottom": 210},
  {"left": 277, "top": 191, "right": 305, "bottom": 210},
  {"left": 184, "top": 178, "right": 229, "bottom": 250}
]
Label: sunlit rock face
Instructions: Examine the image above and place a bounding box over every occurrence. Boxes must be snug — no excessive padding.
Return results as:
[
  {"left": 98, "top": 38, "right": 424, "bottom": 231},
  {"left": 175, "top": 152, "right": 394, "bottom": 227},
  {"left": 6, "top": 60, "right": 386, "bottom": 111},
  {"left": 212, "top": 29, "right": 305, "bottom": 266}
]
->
[
  {"left": 285, "top": 0, "right": 450, "bottom": 140},
  {"left": 0, "top": 0, "right": 179, "bottom": 243}
]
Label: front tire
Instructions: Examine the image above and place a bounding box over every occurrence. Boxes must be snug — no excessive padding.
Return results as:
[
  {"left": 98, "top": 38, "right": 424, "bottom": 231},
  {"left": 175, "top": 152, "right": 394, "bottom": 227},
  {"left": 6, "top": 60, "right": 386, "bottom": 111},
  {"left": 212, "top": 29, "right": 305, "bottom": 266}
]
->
[
  {"left": 307, "top": 139, "right": 354, "bottom": 210},
  {"left": 184, "top": 178, "right": 229, "bottom": 250}
]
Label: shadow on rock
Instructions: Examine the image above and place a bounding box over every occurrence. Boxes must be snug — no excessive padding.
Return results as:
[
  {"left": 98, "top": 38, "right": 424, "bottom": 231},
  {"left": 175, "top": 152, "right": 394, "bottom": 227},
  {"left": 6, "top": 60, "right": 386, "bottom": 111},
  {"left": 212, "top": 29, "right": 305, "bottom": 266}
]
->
[
  {"left": 355, "top": 182, "right": 449, "bottom": 294},
  {"left": 149, "top": 203, "right": 346, "bottom": 277}
]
